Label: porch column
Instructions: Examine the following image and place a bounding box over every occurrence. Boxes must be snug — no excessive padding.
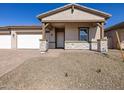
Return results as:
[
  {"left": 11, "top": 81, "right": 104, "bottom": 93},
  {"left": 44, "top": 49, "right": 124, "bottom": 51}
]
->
[
  {"left": 39, "top": 23, "right": 49, "bottom": 53},
  {"left": 97, "top": 22, "right": 104, "bottom": 39},
  {"left": 42, "top": 23, "right": 46, "bottom": 40},
  {"left": 97, "top": 22, "right": 108, "bottom": 53},
  {"left": 101, "top": 22, "right": 104, "bottom": 39}
]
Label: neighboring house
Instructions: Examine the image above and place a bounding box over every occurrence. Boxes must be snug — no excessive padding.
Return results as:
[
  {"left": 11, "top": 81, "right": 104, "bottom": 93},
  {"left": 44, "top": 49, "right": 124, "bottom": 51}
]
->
[
  {"left": 0, "top": 4, "right": 111, "bottom": 51},
  {"left": 105, "top": 22, "right": 124, "bottom": 49}
]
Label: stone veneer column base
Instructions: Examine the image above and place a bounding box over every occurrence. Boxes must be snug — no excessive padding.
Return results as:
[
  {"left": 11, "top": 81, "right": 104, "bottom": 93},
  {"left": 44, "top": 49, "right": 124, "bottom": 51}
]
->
[
  {"left": 39, "top": 39, "right": 48, "bottom": 53},
  {"left": 90, "top": 41, "right": 98, "bottom": 51},
  {"left": 97, "top": 38, "right": 108, "bottom": 53}
]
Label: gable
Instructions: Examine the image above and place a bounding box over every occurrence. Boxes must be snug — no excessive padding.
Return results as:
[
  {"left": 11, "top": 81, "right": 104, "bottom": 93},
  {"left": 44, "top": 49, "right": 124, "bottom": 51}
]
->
[
  {"left": 37, "top": 4, "right": 111, "bottom": 22},
  {"left": 41, "top": 8, "right": 105, "bottom": 22}
]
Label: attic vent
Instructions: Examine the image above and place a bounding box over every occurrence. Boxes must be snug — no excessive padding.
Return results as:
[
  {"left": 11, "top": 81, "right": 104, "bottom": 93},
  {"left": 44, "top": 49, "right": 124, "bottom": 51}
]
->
[{"left": 71, "top": 5, "right": 74, "bottom": 14}]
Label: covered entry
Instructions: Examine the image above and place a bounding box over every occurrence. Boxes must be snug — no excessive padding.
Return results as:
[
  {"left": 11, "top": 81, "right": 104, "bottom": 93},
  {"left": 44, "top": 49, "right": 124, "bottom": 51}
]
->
[{"left": 55, "top": 28, "right": 65, "bottom": 48}]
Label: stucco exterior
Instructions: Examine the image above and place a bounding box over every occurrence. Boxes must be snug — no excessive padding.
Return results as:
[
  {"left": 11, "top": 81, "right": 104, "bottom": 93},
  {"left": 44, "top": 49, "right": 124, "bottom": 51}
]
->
[{"left": 42, "top": 8, "right": 105, "bottom": 22}]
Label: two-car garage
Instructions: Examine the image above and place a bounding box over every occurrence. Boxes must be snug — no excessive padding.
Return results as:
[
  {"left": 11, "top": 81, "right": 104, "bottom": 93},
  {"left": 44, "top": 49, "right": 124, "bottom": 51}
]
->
[{"left": 0, "top": 26, "right": 42, "bottom": 49}]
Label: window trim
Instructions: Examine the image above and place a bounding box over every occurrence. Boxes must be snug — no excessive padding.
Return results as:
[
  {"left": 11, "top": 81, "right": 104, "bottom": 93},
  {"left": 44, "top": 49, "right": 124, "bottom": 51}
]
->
[{"left": 78, "top": 27, "right": 89, "bottom": 42}]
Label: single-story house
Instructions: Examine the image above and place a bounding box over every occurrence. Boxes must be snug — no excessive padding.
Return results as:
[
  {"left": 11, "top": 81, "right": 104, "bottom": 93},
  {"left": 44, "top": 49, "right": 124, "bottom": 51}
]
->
[
  {"left": 105, "top": 22, "right": 124, "bottom": 49},
  {"left": 0, "top": 4, "right": 111, "bottom": 52}
]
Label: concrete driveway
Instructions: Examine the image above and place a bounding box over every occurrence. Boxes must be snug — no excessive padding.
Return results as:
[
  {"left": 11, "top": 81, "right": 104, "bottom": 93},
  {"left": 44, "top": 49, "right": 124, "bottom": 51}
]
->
[{"left": 0, "top": 49, "right": 42, "bottom": 77}]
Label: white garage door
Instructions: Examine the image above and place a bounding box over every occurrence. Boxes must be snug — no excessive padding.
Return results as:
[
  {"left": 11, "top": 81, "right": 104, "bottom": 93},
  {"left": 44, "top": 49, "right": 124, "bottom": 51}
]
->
[
  {"left": 17, "top": 35, "right": 42, "bottom": 49},
  {"left": 0, "top": 35, "right": 11, "bottom": 49}
]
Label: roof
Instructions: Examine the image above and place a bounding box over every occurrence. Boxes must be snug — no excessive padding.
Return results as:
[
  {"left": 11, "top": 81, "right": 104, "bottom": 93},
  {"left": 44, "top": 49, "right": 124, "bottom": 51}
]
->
[
  {"left": 0, "top": 26, "right": 42, "bottom": 30},
  {"left": 105, "top": 21, "right": 124, "bottom": 32},
  {"left": 37, "top": 3, "right": 111, "bottom": 20}
]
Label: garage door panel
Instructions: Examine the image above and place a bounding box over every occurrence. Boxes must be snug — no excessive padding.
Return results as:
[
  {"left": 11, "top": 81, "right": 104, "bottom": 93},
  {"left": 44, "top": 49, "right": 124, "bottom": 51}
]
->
[
  {"left": 0, "top": 35, "right": 11, "bottom": 49},
  {"left": 17, "top": 35, "right": 42, "bottom": 49}
]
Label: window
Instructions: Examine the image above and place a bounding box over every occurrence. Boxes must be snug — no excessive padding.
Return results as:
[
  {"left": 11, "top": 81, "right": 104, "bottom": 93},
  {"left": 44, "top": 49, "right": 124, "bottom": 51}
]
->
[{"left": 79, "top": 27, "right": 89, "bottom": 41}]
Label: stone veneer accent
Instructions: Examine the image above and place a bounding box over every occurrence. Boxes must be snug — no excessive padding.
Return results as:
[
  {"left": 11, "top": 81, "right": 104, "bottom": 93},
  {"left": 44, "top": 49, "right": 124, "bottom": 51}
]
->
[
  {"left": 90, "top": 41, "right": 98, "bottom": 51},
  {"left": 40, "top": 39, "right": 108, "bottom": 52},
  {"left": 65, "top": 41, "right": 90, "bottom": 49},
  {"left": 39, "top": 39, "right": 48, "bottom": 52},
  {"left": 97, "top": 38, "right": 108, "bottom": 53}
]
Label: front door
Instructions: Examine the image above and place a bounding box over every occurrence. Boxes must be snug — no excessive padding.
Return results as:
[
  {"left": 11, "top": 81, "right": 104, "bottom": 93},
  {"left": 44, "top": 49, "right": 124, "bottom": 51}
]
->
[{"left": 55, "top": 28, "right": 64, "bottom": 48}]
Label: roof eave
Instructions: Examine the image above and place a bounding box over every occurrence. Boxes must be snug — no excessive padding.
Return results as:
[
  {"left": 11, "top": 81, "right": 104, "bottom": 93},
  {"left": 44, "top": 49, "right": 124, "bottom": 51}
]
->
[{"left": 105, "top": 21, "right": 124, "bottom": 32}]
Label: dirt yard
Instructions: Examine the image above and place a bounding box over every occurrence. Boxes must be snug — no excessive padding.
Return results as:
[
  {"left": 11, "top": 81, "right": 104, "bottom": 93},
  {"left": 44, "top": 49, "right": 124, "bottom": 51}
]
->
[
  {"left": 0, "top": 49, "right": 124, "bottom": 90},
  {"left": 0, "top": 49, "right": 42, "bottom": 77}
]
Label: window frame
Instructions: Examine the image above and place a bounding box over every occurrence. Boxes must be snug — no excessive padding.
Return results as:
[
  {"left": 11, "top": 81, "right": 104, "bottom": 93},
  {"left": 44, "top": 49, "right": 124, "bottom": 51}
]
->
[{"left": 78, "top": 27, "right": 89, "bottom": 42}]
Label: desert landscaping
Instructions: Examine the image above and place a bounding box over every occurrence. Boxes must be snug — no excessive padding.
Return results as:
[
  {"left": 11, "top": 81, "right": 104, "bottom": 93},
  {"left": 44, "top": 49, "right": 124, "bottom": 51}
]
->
[{"left": 0, "top": 49, "right": 124, "bottom": 89}]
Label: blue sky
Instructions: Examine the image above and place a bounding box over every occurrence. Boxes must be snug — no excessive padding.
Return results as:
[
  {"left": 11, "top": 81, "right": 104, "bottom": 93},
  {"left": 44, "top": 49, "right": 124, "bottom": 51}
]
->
[{"left": 0, "top": 3, "right": 124, "bottom": 28}]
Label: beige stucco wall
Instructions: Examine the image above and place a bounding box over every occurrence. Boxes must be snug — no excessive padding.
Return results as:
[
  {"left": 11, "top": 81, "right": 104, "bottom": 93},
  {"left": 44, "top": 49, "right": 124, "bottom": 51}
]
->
[
  {"left": 42, "top": 8, "right": 105, "bottom": 22},
  {"left": 64, "top": 23, "right": 100, "bottom": 41},
  {"left": 65, "top": 23, "right": 79, "bottom": 41},
  {"left": 89, "top": 26, "right": 101, "bottom": 41},
  {"left": 15, "top": 29, "right": 42, "bottom": 34}
]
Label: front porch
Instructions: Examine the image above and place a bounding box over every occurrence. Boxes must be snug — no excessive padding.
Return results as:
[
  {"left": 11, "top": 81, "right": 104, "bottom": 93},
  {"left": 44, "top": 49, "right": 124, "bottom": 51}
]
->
[{"left": 40, "top": 22, "right": 108, "bottom": 53}]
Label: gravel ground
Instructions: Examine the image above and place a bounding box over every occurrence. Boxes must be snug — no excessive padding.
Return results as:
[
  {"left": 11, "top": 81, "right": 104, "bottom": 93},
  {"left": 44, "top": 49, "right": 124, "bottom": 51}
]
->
[{"left": 0, "top": 50, "right": 124, "bottom": 90}]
